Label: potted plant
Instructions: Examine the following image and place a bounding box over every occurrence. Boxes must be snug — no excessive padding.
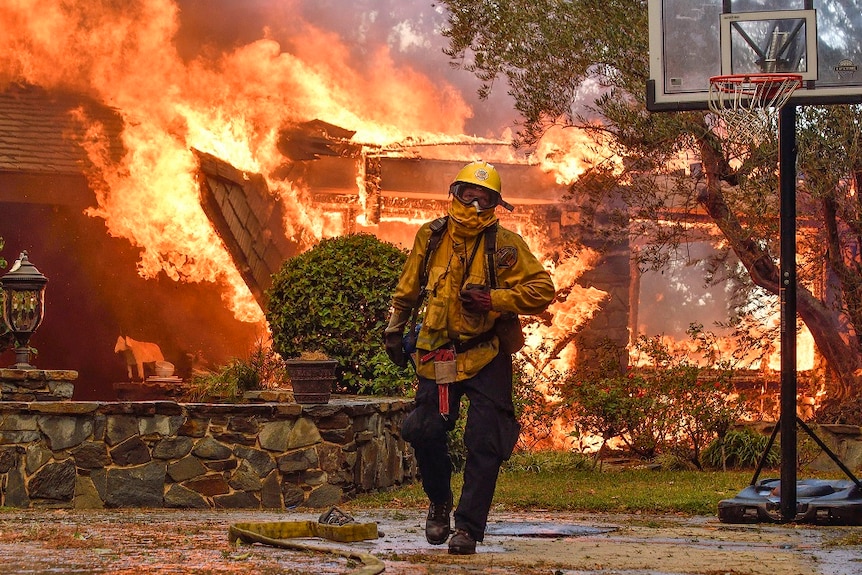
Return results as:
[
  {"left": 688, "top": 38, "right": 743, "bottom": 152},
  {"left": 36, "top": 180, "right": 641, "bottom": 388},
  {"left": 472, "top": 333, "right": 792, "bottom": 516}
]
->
[{"left": 285, "top": 351, "right": 337, "bottom": 404}]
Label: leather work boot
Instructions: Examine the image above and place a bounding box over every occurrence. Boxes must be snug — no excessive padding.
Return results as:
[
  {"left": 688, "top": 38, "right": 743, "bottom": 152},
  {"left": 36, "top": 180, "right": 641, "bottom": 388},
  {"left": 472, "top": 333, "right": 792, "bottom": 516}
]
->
[
  {"left": 424, "top": 495, "right": 452, "bottom": 545},
  {"left": 448, "top": 528, "right": 477, "bottom": 555}
]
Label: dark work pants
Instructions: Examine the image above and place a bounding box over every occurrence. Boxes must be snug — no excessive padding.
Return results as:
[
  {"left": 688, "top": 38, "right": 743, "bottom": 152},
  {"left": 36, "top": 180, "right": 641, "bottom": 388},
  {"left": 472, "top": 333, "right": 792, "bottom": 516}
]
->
[{"left": 401, "top": 351, "right": 520, "bottom": 542}]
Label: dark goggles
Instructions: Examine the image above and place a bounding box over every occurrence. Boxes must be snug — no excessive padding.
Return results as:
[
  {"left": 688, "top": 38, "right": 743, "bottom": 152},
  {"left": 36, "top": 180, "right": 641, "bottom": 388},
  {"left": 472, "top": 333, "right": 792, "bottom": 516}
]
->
[{"left": 450, "top": 183, "right": 501, "bottom": 210}]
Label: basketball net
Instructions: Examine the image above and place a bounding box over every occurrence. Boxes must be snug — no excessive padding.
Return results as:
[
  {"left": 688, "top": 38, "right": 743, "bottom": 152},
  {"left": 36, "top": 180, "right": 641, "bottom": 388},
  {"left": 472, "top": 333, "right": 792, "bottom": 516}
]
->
[{"left": 708, "top": 74, "right": 802, "bottom": 145}]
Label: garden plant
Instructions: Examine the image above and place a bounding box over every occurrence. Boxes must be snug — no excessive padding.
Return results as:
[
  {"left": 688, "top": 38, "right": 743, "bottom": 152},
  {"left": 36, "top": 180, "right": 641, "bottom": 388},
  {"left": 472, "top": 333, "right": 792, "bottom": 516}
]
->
[
  {"left": 265, "top": 233, "right": 413, "bottom": 395},
  {"left": 553, "top": 324, "right": 755, "bottom": 470}
]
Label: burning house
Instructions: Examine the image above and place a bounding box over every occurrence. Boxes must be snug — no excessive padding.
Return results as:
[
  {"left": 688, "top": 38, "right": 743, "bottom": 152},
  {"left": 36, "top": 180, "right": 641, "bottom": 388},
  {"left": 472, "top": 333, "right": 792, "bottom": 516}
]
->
[
  {"left": 0, "top": 83, "right": 261, "bottom": 399},
  {"left": 0, "top": 83, "right": 631, "bottom": 401},
  {"left": 2, "top": 1, "right": 806, "bottom": 417}
]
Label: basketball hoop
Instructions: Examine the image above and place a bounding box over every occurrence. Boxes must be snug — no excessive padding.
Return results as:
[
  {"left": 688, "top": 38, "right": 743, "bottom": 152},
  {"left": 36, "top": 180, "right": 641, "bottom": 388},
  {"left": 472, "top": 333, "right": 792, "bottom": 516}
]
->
[{"left": 708, "top": 74, "right": 803, "bottom": 143}]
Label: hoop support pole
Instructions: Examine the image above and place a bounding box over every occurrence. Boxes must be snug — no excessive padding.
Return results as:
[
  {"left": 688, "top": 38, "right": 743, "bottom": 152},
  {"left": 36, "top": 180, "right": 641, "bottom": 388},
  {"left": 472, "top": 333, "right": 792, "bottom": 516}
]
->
[{"left": 778, "top": 104, "right": 798, "bottom": 522}]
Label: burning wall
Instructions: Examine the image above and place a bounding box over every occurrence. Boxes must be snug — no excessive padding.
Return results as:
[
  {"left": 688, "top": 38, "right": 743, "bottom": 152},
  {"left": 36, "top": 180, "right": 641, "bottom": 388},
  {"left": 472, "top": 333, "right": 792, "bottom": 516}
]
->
[{"left": 0, "top": 85, "right": 261, "bottom": 398}]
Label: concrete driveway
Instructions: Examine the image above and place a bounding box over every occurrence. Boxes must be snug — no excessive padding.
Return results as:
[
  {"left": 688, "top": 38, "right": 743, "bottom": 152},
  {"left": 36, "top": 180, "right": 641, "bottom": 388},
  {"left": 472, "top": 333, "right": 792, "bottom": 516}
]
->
[{"left": 0, "top": 507, "right": 859, "bottom": 574}]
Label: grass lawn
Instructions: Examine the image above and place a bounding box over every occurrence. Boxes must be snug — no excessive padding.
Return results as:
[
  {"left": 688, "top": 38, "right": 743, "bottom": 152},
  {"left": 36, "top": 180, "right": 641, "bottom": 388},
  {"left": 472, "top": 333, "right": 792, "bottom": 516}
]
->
[
  {"left": 351, "top": 467, "right": 755, "bottom": 516},
  {"left": 350, "top": 452, "right": 848, "bottom": 516}
]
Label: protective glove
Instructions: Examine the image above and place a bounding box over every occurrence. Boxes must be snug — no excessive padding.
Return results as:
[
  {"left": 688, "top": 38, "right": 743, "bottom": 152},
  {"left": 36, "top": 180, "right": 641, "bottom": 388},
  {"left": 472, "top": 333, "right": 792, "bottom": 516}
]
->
[
  {"left": 459, "top": 287, "right": 492, "bottom": 314},
  {"left": 384, "top": 331, "right": 408, "bottom": 367}
]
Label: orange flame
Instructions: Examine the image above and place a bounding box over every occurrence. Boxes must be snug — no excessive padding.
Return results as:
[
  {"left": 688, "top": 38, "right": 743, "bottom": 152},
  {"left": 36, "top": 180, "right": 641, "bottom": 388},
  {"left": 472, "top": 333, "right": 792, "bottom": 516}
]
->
[
  {"left": 0, "top": 1, "right": 495, "bottom": 322},
  {"left": 536, "top": 125, "right": 622, "bottom": 185}
]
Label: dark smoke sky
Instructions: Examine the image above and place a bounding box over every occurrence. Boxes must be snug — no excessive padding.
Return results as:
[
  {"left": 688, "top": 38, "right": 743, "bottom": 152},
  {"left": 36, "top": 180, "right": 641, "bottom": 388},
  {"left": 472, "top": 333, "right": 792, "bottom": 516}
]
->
[{"left": 174, "top": 0, "right": 518, "bottom": 137}]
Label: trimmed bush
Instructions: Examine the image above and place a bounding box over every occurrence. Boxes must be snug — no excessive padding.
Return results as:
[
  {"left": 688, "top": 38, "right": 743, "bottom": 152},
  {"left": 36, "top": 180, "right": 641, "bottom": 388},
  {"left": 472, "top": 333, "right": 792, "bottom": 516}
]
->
[{"left": 265, "top": 233, "right": 412, "bottom": 395}]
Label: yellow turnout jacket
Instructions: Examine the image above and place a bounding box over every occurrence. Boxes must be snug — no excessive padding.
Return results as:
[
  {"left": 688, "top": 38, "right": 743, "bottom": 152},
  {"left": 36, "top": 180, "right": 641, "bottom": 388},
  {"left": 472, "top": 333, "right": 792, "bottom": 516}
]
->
[{"left": 388, "top": 216, "right": 555, "bottom": 380}]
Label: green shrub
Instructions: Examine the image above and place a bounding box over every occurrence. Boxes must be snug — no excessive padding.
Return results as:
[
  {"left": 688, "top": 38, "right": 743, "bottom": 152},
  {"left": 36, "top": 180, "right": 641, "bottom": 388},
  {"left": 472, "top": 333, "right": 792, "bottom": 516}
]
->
[
  {"left": 265, "top": 233, "right": 412, "bottom": 395},
  {"left": 560, "top": 327, "right": 753, "bottom": 466},
  {"left": 702, "top": 428, "right": 779, "bottom": 470}
]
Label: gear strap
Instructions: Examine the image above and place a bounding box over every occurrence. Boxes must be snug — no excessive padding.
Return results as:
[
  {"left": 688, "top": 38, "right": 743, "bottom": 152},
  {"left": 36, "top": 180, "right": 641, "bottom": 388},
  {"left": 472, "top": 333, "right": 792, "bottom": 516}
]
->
[{"left": 410, "top": 218, "right": 501, "bottom": 418}]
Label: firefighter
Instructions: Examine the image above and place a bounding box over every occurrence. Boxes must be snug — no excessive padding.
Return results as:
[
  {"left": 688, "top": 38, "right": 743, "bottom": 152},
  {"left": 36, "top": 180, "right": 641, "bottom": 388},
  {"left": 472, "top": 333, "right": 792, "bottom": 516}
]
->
[{"left": 384, "top": 160, "right": 555, "bottom": 555}]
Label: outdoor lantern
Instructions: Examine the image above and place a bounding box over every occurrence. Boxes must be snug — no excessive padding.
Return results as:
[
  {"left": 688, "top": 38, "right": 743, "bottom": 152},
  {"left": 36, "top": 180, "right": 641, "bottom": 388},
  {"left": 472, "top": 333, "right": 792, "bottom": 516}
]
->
[{"left": 0, "top": 251, "right": 48, "bottom": 369}]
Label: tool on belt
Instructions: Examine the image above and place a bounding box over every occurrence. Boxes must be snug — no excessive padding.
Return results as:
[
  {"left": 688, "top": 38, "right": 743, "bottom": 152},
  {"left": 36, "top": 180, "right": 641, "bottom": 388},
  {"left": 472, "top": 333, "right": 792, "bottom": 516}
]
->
[{"left": 421, "top": 347, "right": 456, "bottom": 417}]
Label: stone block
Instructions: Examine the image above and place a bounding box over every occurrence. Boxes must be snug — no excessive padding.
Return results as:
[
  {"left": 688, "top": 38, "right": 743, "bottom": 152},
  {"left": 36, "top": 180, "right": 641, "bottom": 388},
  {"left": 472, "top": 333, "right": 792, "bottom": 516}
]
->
[
  {"left": 152, "top": 436, "right": 194, "bottom": 460},
  {"left": 71, "top": 441, "right": 110, "bottom": 469},
  {"left": 165, "top": 483, "right": 209, "bottom": 509},
  {"left": 260, "top": 470, "right": 282, "bottom": 508},
  {"left": 277, "top": 447, "right": 318, "bottom": 473},
  {"left": 74, "top": 476, "right": 105, "bottom": 509},
  {"left": 303, "top": 483, "right": 342, "bottom": 508},
  {"left": 287, "top": 418, "right": 321, "bottom": 449},
  {"left": 192, "top": 436, "right": 232, "bottom": 460},
  {"left": 177, "top": 417, "right": 209, "bottom": 438},
  {"left": 204, "top": 458, "right": 238, "bottom": 472},
  {"left": 0, "top": 414, "right": 38, "bottom": 431},
  {"left": 320, "top": 427, "right": 353, "bottom": 444},
  {"left": 212, "top": 431, "right": 256, "bottom": 446},
  {"left": 259, "top": 420, "right": 293, "bottom": 452},
  {"left": 105, "top": 415, "right": 139, "bottom": 446},
  {"left": 4, "top": 465, "right": 28, "bottom": 507},
  {"left": 104, "top": 461, "right": 166, "bottom": 507},
  {"left": 110, "top": 436, "right": 151, "bottom": 466},
  {"left": 167, "top": 455, "right": 207, "bottom": 482},
  {"left": 25, "top": 444, "right": 51, "bottom": 474},
  {"left": 318, "top": 412, "right": 350, "bottom": 430},
  {"left": 0, "top": 446, "right": 20, "bottom": 472},
  {"left": 37, "top": 415, "right": 93, "bottom": 451},
  {"left": 47, "top": 382, "right": 74, "bottom": 400},
  {"left": 139, "top": 415, "right": 185, "bottom": 438},
  {"left": 282, "top": 483, "right": 305, "bottom": 508},
  {"left": 30, "top": 402, "right": 98, "bottom": 415},
  {"left": 317, "top": 443, "right": 347, "bottom": 475},
  {"left": 0, "top": 430, "right": 42, "bottom": 443},
  {"left": 214, "top": 490, "right": 260, "bottom": 509},
  {"left": 227, "top": 416, "right": 260, "bottom": 434},
  {"left": 233, "top": 445, "right": 275, "bottom": 477},
  {"left": 29, "top": 460, "right": 76, "bottom": 501},
  {"left": 184, "top": 473, "right": 230, "bottom": 497},
  {"left": 229, "top": 462, "right": 262, "bottom": 492}
]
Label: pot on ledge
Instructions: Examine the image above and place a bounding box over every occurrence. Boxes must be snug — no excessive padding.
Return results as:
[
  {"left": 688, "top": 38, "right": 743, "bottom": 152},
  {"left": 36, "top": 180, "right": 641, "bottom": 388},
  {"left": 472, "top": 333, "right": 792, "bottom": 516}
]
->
[{"left": 284, "top": 358, "right": 337, "bottom": 404}]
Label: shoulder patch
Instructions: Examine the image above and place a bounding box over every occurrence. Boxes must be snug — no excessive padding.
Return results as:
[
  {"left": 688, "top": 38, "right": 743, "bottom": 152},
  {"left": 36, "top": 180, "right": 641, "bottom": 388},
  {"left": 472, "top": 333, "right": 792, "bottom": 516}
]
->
[{"left": 496, "top": 246, "right": 518, "bottom": 268}]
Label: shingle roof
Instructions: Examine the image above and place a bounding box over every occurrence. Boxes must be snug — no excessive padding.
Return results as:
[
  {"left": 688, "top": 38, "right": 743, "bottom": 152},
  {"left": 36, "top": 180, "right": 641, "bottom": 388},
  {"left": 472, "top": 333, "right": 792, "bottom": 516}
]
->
[{"left": 0, "top": 82, "right": 124, "bottom": 175}]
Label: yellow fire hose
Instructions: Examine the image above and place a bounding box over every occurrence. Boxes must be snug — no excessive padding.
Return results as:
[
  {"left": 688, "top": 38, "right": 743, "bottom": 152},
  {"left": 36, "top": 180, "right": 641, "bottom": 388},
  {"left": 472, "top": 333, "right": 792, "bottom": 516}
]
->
[{"left": 229, "top": 509, "right": 384, "bottom": 575}]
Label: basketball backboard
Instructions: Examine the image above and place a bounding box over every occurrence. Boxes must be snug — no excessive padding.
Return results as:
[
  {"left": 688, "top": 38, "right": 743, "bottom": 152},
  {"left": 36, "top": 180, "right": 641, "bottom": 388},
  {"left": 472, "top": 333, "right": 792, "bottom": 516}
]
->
[{"left": 648, "top": 0, "right": 862, "bottom": 110}]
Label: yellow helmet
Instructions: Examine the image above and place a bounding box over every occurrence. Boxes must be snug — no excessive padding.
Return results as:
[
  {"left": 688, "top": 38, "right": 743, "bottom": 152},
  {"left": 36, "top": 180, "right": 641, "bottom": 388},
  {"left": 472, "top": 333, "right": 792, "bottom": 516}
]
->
[
  {"left": 454, "top": 161, "right": 501, "bottom": 194},
  {"left": 451, "top": 161, "right": 513, "bottom": 211}
]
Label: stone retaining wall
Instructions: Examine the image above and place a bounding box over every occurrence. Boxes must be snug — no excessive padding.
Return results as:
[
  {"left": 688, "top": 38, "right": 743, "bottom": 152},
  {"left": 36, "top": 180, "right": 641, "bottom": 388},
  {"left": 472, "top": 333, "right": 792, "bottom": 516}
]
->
[
  {"left": 0, "top": 368, "right": 77, "bottom": 402},
  {"left": 0, "top": 398, "right": 417, "bottom": 509}
]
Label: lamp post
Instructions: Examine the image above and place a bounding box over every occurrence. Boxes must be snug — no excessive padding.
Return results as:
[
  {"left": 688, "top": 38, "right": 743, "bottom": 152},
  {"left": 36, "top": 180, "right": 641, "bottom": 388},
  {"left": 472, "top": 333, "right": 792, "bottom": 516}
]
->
[{"left": 0, "top": 251, "right": 48, "bottom": 369}]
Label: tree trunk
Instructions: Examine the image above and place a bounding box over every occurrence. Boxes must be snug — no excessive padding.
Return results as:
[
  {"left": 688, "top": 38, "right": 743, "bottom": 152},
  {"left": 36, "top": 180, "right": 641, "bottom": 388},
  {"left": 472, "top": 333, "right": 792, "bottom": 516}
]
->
[{"left": 697, "top": 138, "right": 862, "bottom": 401}]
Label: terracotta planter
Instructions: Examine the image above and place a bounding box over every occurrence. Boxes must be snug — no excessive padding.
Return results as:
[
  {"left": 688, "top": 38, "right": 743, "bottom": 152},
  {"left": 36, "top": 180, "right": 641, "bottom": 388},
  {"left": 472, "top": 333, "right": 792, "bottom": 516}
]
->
[{"left": 284, "top": 359, "right": 337, "bottom": 404}]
